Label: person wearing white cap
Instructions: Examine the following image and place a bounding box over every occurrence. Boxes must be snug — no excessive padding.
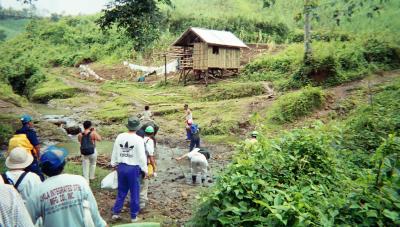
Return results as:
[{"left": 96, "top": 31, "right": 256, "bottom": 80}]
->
[
  {"left": 175, "top": 147, "right": 209, "bottom": 185},
  {"left": 1, "top": 147, "right": 41, "bottom": 202}
]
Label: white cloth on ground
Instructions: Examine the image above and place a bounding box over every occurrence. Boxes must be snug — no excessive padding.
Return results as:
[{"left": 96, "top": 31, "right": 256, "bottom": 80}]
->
[
  {"left": 26, "top": 174, "right": 106, "bottom": 227},
  {"left": 0, "top": 184, "right": 35, "bottom": 227},
  {"left": 111, "top": 132, "right": 148, "bottom": 174}
]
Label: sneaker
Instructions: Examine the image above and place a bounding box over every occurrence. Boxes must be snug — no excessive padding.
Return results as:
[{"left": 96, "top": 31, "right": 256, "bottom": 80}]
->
[
  {"left": 112, "top": 214, "right": 121, "bottom": 220},
  {"left": 131, "top": 217, "right": 140, "bottom": 222}
]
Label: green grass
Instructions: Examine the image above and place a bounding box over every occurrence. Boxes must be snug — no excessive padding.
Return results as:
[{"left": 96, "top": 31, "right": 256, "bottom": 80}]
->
[
  {"left": 31, "top": 75, "right": 81, "bottom": 103},
  {"left": 0, "top": 83, "right": 27, "bottom": 106},
  {"left": 267, "top": 86, "right": 325, "bottom": 124},
  {"left": 244, "top": 39, "right": 400, "bottom": 90},
  {"left": 201, "top": 82, "right": 266, "bottom": 101},
  {"left": 0, "top": 19, "right": 29, "bottom": 39}
]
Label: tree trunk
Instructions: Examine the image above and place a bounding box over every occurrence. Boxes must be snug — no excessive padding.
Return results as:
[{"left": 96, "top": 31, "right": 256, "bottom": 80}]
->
[{"left": 304, "top": 0, "right": 312, "bottom": 64}]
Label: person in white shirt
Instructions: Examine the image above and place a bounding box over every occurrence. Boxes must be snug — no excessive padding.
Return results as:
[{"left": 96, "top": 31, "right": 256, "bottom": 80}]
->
[
  {"left": 26, "top": 146, "right": 107, "bottom": 227},
  {"left": 175, "top": 148, "right": 209, "bottom": 185},
  {"left": 111, "top": 117, "right": 147, "bottom": 222},
  {"left": 140, "top": 105, "right": 153, "bottom": 121},
  {"left": 140, "top": 126, "right": 157, "bottom": 209},
  {"left": 0, "top": 184, "right": 34, "bottom": 227},
  {"left": 1, "top": 147, "right": 41, "bottom": 202},
  {"left": 184, "top": 104, "right": 193, "bottom": 141}
]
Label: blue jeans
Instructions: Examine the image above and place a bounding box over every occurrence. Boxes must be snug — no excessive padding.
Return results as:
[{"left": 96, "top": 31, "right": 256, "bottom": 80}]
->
[
  {"left": 112, "top": 164, "right": 141, "bottom": 219},
  {"left": 190, "top": 137, "right": 200, "bottom": 152},
  {"left": 186, "top": 127, "right": 191, "bottom": 140}
]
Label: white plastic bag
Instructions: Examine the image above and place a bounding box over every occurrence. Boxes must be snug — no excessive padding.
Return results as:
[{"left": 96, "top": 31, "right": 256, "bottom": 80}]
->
[{"left": 101, "top": 171, "right": 118, "bottom": 189}]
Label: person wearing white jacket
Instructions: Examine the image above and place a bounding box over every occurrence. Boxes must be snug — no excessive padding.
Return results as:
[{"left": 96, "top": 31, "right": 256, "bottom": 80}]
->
[
  {"left": 2, "top": 147, "right": 41, "bottom": 202},
  {"left": 111, "top": 117, "right": 147, "bottom": 223}
]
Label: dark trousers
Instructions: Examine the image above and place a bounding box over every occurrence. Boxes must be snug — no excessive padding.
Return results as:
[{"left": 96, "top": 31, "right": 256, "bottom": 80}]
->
[
  {"left": 189, "top": 137, "right": 200, "bottom": 152},
  {"left": 186, "top": 127, "right": 191, "bottom": 140},
  {"left": 25, "top": 157, "right": 44, "bottom": 181},
  {"left": 112, "top": 164, "right": 141, "bottom": 219}
]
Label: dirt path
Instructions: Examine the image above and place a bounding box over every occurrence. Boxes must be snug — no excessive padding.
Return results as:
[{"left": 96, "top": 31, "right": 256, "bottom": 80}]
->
[{"left": 310, "top": 70, "right": 400, "bottom": 121}]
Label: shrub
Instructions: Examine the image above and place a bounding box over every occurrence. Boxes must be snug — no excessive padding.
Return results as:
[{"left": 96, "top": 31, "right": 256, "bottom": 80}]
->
[
  {"left": 0, "top": 123, "right": 13, "bottom": 145},
  {"left": 363, "top": 38, "right": 400, "bottom": 67},
  {"left": 191, "top": 124, "right": 346, "bottom": 226},
  {"left": 268, "top": 86, "right": 325, "bottom": 123},
  {"left": 201, "top": 120, "right": 239, "bottom": 136},
  {"left": 288, "top": 30, "right": 351, "bottom": 43},
  {"left": 0, "top": 83, "right": 26, "bottom": 107},
  {"left": 343, "top": 78, "right": 400, "bottom": 152}
]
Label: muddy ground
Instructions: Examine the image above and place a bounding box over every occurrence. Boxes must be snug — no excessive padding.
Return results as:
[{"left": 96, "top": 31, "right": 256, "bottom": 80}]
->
[{"left": 34, "top": 106, "right": 234, "bottom": 226}]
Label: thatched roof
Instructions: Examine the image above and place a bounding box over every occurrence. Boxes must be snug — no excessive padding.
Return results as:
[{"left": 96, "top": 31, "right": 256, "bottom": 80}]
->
[{"left": 172, "top": 27, "right": 248, "bottom": 48}]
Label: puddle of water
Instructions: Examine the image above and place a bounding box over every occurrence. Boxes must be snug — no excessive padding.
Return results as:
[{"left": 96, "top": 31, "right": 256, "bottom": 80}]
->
[{"left": 54, "top": 140, "right": 114, "bottom": 156}]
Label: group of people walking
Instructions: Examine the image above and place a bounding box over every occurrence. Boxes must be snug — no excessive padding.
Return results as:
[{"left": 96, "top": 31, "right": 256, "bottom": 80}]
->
[
  {"left": 1, "top": 115, "right": 107, "bottom": 227},
  {"left": 0, "top": 103, "right": 212, "bottom": 226}
]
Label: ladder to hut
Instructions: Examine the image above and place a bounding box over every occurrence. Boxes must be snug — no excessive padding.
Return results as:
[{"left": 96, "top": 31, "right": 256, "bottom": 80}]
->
[{"left": 168, "top": 47, "right": 193, "bottom": 84}]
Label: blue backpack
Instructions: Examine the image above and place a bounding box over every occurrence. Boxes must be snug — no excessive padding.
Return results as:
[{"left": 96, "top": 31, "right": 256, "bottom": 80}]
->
[{"left": 190, "top": 124, "right": 199, "bottom": 134}]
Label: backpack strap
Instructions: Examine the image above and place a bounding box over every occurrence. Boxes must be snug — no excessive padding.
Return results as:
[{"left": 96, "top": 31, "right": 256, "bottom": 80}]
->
[
  {"left": 14, "top": 171, "right": 29, "bottom": 190},
  {"left": 1, "top": 173, "right": 10, "bottom": 184}
]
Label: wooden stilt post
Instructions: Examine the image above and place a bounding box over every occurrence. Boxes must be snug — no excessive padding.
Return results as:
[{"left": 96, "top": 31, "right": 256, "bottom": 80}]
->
[
  {"left": 164, "top": 54, "right": 167, "bottom": 85},
  {"left": 205, "top": 69, "right": 209, "bottom": 86},
  {"left": 183, "top": 69, "right": 187, "bottom": 86}
]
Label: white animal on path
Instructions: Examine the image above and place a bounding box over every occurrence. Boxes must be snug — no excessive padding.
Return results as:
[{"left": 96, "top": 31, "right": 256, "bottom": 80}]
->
[{"left": 79, "top": 65, "right": 106, "bottom": 81}]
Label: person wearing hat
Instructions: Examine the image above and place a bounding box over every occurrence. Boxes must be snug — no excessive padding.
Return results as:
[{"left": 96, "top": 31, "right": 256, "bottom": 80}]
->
[
  {"left": 10, "top": 114, "right": 44, "bottom": 181},
  {"left": 175, "top": 147, "right": 209, "bottom": 186},
  {"left": 1, "top": 147, "right": 41, "bottom": 202},
  {"left": 111, "top": 117, "right": 147, "bottom": 222},
  {"left": 26, "top": 146, "right": 107, "bottom": 227},
  {"left": 139, "top": 125, "right": 157, "bottom": 209},
  {"left": 248, "top": 131, "right": 259, "bottom": 143}
]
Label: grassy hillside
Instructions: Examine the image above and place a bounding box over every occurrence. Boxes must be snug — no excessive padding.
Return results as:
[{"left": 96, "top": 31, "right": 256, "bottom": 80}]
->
[{"left": 0, "top": 18, "right": 29, "bottom": 39}]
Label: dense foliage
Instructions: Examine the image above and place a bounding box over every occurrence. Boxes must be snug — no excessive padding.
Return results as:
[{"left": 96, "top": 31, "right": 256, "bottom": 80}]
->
[
  {"left": 243, "top": 39, "right": 400, "bottom": 90},
  {"left": 191, "top": 79, "right": 400, "bottom": 226},
  {"left": 0, "top": 16, "right": 133, "bottom": 98},
  {"left": 268, "top": 86, "right": 325, "bottom": 123}
]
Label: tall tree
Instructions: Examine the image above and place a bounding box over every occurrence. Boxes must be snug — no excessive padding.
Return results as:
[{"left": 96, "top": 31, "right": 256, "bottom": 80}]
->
[{"left": 96, "top": 0, "right": 171, "bottom": 51}]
